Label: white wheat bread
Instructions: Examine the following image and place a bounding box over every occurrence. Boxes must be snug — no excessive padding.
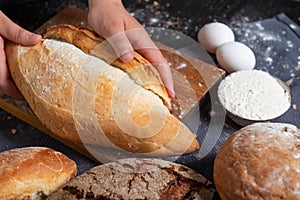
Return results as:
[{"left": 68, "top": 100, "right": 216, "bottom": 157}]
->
[
  {"left": 47, "top": 158, "right": 215, "bottom": 199},
  {"left": 5, "top": 25, "right": 200, "bottom": 157},
  {"left": 0, "top": 147, "right": 77, "bottom": 200},
  {"left": 43, "top": 24, "right": 171, "bottom": 108},
  {"left": 214, "top": 123, "right": 300, "bottom": 200}
]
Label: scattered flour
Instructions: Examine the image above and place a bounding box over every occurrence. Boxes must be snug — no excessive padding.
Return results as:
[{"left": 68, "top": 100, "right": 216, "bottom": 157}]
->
[
  {"left": 231, "top": 122, "right": 300, "bottom": 195},
  {"left": 127, "top": 1, "right": 198, "bottom": 38},
  {"left": 128, "top": 2, "right": 300, "bottom": 81},
  {"left": 229, "top": 16, "right": 300, "bottom": 80}
]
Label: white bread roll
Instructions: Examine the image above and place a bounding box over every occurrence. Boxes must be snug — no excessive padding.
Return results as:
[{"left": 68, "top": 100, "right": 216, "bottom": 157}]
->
[
  {"left": 0, "top": 147, "right": 77, "bottom": 200},
  {"left": 47, "top": 158, "right": 215, "bottom": 199},
  {"left": 214, "top": 123, "right": 300, "bottom": 200},
  {"left": 5, "top": 25, "right": 199, "bottom": 157}
]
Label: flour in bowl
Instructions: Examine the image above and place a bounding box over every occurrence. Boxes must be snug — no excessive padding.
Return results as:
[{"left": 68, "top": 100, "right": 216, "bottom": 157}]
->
[{"left": 218, "top": 70, "right": 291, "bottom": 120}]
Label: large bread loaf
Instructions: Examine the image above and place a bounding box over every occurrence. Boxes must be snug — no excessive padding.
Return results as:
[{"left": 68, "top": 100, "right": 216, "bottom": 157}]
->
[
  {"left": 0, "top": 147, "right": 77, "bottom": 200},
  {"left": 43, "top": 24, "right": 171, "bottom": 108},
  {"left": 5, "top": 25, "right": 199, "bottom": 157},
  {"left": 214, "top": 123, "right": 300, "bottom": 200}
]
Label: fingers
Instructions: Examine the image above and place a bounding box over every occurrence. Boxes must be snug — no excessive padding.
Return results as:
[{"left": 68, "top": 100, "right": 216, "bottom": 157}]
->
[
  {"left": 87, "top": 3, "right": 134, "bottom": 63},
  {"left": 0, "top": 11, "right": 32, "bottom": 99},
  {"left": 137, "top": 48, "right": 175, "bottom": 99},
  {"left": 0, "top": 36, "right": 23, "bottom": 99},
  {"left": 0, "top": 11, "right": 42, "bottom": 45},
  {"left": 106, "top": 32, "right": 134, "bottom": 62},
  {"left": 87, "top": 1, "right": 175, "bottom": 98},
  {"left": 126, "top": 28, "right": 175, "bottom": 98},
  {"left": 105, "top": 27, "right": 175, "bottom": 98},
  {"left": 111, "top": 28, "right": 175, "bottom": 98}
]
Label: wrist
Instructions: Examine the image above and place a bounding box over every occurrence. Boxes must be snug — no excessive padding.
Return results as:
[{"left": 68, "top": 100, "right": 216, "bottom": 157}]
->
[{"left": 89, "top": 0, "right": 123, "bottom": 7}]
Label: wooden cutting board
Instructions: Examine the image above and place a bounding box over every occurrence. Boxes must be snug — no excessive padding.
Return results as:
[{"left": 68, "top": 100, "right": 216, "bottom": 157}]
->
[{"left": 0, "top": 6, "right": 225, "bottom": 160}]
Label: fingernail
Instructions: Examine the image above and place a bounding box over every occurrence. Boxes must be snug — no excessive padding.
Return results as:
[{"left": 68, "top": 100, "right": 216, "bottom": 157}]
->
[
  {"left": 120, "top": 52, "right": 134, "bottom": 62},
  {"left": 166, "top": 87, "right": 175, "bottom": 99},
  {"left": 28, "top": 33, "right": 35, "bottom": 40},
  {"left": 28, "top": 33, "right": 42, "bottom": 42},
  {"left": 168, "top": 99, "right": 172, "bottom": 111}
]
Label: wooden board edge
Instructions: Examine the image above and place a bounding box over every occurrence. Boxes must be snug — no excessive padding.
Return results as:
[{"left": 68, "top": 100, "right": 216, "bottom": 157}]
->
[{"left": 0, "top": 97, "right": 98, "bottom": 161}]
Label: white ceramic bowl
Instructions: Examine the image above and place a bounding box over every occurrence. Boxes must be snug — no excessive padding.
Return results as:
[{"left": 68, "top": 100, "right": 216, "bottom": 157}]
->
[{"left": 217, "top": 71, "right": 291, "bottom": 126}]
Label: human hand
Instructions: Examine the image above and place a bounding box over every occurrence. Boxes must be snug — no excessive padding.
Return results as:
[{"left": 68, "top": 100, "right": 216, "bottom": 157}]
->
[
  {"left": 87, "top": 0, "right": 175, "bottom": 98},
  {"left": 0, "top": 11, "right": 42, "bottom": 99}
]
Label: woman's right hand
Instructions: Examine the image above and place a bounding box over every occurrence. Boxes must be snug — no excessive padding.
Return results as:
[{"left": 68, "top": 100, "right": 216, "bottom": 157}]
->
[{"left": 88, "top": 0, "right": 175, "bottom": 99}]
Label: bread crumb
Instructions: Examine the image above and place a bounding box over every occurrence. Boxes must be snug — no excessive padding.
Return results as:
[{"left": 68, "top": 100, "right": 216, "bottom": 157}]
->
[
  {"left": 153, "top": 1, "right": 159, "bottom": 6},
  {"left": 175, "top": 63, "right": 187, "bottom": 69},
  {"left": 292, "top": 104, "right": 297, "bottom": 110},
  {"left": 224, "top": 122, "right": 230, "bottom": 128},
  {"left": 11, "top": 129, "right": 17, "bottom": 134},
  {"left": 209, "top": 110, "right": 216, "bottom": 117}
]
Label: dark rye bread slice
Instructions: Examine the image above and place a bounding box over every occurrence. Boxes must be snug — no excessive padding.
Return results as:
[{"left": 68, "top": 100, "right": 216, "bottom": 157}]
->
[{"left": 47, "top": 158, "right": 215, "bottom": 199}]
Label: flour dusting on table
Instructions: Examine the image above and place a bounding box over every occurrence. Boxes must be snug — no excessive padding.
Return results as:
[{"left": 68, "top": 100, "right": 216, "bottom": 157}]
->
[{"left": 229, "top": 14, "right": 300, "bottom": 80}]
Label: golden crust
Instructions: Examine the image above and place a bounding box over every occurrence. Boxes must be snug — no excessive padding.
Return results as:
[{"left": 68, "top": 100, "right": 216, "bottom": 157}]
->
[
  {"left": 5, "top": 25, "right": 200, "bottom": 157},
  {"left": 43, "top": 24, "right": 170, "bottom": 108},
  {"left": 214, "top": 123, "right": 300, "bottom": 200},
  {"left": 0, "top": 147, "right": 77, "bottom": 199}
]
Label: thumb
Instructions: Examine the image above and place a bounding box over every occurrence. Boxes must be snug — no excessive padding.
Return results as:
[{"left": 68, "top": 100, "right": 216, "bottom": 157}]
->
[{"left": 0, "top": 11, "right": 42, "bottom": 45}]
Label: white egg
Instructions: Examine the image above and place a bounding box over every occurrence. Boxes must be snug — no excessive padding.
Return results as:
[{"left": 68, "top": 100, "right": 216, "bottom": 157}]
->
[
  {"left": 197, "top": 22, "right": 235, "bottom": 53},
  {"left": 216, "top": 41, "right": 256, "bottom": 73}
]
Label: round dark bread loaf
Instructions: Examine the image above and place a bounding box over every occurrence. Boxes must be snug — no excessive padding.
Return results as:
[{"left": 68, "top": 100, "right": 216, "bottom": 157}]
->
[
  {"left": 214, "top": 122, "right": 300, "bottom": 200},
  {"left": 47, "top": 158, "right": 215, "bottom": 199}
]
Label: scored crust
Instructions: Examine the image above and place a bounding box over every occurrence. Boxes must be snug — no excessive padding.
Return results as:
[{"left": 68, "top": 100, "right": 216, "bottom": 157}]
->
[
  {"left": 47, "top": 158, "right": 215, "bottom": 199},
  {"left": 43, "top": 24, "right": 170, "bottom": 108},
  {"left": 214, "top": 122, "right": 300, "bottom": 200},
  {"left": 0, "top": 147, "right": 77, "bottom": 199},
  {"left": 5, "top": 25, "right": 200, "bottom": 157}
]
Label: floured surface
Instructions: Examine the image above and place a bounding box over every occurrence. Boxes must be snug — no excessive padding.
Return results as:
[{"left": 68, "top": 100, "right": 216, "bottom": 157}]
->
[
  {"left": 19, "top": 39, "right": 112, "bottom": 109},
  {"left": 0, "top": 147, "right": 75, "bottom": 174},
  {"left": 231, "top": 14, "right": 300, "bottom": 80}
]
